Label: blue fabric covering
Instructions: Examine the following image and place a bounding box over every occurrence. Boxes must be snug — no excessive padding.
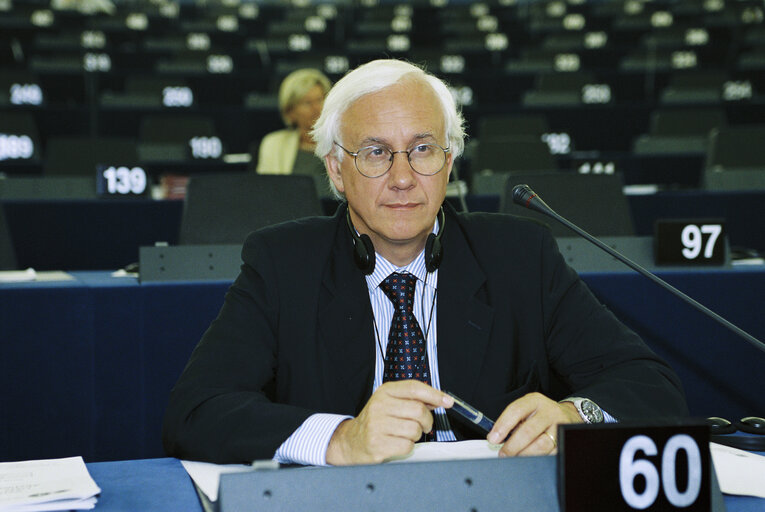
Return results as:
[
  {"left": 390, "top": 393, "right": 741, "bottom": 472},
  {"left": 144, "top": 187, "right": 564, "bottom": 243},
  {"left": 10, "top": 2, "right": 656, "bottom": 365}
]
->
[
  {"left": 583, "top": 268, "right": 765, "bottom": 420},
  {"left": 87, "top": 458, "right": 200, "bottom": 512},
  {"left": 81, "top": 457, "right": 763, "bottom": 512},
  {"left": 1, "top": 269, "right": 763, "bottom": 463}
]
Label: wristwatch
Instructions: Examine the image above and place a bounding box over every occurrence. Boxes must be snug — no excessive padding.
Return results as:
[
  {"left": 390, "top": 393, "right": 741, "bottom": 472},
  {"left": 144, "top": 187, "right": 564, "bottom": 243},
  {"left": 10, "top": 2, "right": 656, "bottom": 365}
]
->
[{"left": 561, "top": 397, "right": 604, "bottom": 424}]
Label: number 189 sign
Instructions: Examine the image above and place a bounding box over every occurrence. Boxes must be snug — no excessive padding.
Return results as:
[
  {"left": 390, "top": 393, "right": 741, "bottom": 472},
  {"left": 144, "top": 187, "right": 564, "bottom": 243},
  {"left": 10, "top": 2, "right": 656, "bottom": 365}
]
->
[{"left": 558, "top": 422, "right": 711, "bottom": 511}]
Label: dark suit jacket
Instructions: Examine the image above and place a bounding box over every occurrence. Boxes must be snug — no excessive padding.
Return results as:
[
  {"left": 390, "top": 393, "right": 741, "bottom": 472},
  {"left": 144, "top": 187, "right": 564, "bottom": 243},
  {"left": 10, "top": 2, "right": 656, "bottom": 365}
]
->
[{"left": 162, "top": 203, "right": 687, "bottom": 464}]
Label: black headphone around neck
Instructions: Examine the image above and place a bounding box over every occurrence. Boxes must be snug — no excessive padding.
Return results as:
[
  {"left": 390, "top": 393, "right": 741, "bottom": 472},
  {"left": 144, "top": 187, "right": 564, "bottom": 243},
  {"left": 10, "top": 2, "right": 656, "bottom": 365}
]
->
[{"left": 346, "top": 206, "right": 446, "bottom": 275}]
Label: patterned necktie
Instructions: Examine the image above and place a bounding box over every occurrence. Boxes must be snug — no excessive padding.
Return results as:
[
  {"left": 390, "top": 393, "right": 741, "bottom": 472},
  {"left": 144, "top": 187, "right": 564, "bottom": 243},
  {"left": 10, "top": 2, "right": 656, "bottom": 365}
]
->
[{"left": 379, "top": 272, "right": 431, "bottom": 384}]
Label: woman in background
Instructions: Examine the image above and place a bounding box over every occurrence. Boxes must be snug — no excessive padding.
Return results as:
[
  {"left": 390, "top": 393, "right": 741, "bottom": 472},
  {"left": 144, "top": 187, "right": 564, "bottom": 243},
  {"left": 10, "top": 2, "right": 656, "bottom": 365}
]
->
[{"left": 256, "top": 69, "right": 332, "bottom": 194}]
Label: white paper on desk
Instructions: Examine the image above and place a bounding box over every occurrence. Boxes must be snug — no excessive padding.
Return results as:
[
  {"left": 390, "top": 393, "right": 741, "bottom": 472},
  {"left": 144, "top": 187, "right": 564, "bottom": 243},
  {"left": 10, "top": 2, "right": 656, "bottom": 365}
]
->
[
  {"left": 386, "top": 440, "right": 502, "bottom": 463},
  {"left": 4, "top": 496, "right": 97, "bottom": 512},
  {"left": 0, "top": 268, "right": 36, "bottom": 283},
  {"left": 710, "top": 442, "right": 765, "bottom": 498},
  {"left": 0, "top": 456, "right": 100, "bottom": 511},
  {"left": 0, "top": 270, "right": 74, "bottom": 283},
  {"left": 181, "top": 460, "right": 251, "bottom": 502}
]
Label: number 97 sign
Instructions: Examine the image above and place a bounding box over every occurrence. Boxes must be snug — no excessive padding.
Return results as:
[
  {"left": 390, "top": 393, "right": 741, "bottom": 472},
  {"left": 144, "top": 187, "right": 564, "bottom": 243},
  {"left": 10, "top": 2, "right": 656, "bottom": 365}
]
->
[
  {"left": 559, "top": 422, "right": 712, "bottom": 511},
  {"left": 654, "top": 219, "right": 726, "bottom": 266}
]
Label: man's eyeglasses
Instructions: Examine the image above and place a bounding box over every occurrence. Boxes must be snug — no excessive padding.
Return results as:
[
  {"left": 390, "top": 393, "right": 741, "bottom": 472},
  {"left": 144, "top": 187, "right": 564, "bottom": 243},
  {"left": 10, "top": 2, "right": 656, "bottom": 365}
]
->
[{"left": 334, "top": 141, "right": 450, "bottom": 178}]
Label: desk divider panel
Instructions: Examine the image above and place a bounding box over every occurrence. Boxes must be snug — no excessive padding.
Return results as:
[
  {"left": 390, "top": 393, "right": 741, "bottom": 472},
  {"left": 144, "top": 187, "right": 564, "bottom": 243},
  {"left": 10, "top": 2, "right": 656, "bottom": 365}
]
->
[
  {"left": 554, "top": 236, "right": 730, "bottom": 273},
  {"left": 555, "top": 236, "right": 656, "bottom": 273},
  {"left": 218, "top": 455, "right": 725, "bottom": 512},
  {"left": 220, "top": 456, "right": 559, "bottom": 512},
  {"left": 139, "top": 244, "right": 242, "bottom": 283}
]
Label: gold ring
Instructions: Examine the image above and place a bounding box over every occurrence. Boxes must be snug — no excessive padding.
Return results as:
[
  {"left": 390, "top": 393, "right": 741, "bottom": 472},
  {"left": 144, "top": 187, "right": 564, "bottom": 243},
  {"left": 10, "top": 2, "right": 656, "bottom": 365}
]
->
[{"left": 543, "top": 431, "right": 557, "bottom": 450}]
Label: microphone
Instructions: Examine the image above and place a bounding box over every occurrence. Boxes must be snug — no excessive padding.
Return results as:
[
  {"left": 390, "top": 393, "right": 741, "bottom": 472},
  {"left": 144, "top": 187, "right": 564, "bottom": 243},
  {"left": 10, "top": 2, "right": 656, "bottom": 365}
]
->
[{"left": 511, "top": 184, "right": 765, "bottom": 355}]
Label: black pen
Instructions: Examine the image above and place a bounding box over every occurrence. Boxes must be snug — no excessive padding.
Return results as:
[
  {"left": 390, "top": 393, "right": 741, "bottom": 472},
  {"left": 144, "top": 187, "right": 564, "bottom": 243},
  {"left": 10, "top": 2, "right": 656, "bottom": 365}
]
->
[{"left": 445, "top": 391, "right": 495, "bottom": 434}]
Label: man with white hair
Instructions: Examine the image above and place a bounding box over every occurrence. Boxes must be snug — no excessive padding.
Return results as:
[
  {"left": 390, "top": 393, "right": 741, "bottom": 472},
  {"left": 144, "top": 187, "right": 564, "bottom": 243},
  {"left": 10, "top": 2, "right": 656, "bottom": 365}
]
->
[{"left": 163, "top": 59, "right": 687, "bottom": 466}]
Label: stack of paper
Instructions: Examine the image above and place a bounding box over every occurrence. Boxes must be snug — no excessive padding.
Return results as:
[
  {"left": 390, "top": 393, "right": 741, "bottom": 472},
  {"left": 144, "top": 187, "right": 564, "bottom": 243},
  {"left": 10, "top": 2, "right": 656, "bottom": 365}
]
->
[
  {"left": 710, "top": 442, "right": 765, "bottom": 499},
  {"left": 0, "top": 269, "right": 36, "bottom": 283},
  {"left": 0, "top": 456, "right": 101, "bottom": 511}
]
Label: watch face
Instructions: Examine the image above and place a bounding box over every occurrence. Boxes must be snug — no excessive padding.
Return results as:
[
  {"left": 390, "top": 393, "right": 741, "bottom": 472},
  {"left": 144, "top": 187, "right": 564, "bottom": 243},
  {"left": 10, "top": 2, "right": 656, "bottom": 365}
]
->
[{"left": 582, "top": 400, "right": 604, "bottom": 423}]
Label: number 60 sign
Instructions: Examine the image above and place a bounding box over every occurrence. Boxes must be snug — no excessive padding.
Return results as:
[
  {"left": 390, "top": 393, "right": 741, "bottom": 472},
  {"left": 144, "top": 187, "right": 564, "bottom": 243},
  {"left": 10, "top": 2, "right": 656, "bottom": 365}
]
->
[{"left": 558, "top": 422, "right": 712, "bottom": 511}]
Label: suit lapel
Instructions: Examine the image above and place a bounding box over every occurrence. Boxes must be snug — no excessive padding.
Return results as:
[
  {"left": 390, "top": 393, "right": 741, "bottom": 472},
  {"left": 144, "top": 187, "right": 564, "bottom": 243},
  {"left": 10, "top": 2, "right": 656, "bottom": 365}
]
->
[
  {"left": 437, "top": 211, "right": 495, "bottom": 401},
  {"left": 316, "top": 209, "right": 376, "bottom": 415}
]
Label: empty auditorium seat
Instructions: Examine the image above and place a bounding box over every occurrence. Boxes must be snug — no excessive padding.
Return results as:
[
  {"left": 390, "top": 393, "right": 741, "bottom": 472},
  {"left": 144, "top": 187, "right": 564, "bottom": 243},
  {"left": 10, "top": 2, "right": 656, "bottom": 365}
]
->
[
  {"left": 138, "top": 114, "right": 219, "bottom": 163},
  {"left": 0, "top": 200, "right": 18, "bottom": 270},
  {"left": 178, "top": 173, "right": 323, "bottom": 245},
  {"left": 704, "top": 124, "right": 765, "bottom": 190},
  {"left": 633, "top": 107, "right": 726, "bottom": 155},
  {"left": 44, "top": 136, "right": 138, "bottom": 175},
  {"left": 500, "top": 171, "right": 635, "bottom": 237}
]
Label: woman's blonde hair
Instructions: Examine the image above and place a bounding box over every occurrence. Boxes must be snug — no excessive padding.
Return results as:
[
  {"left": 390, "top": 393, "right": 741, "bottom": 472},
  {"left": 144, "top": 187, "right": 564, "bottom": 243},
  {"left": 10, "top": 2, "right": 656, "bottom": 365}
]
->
[{"left": 278, "top": 68, "right": 332, "bottom": 127}]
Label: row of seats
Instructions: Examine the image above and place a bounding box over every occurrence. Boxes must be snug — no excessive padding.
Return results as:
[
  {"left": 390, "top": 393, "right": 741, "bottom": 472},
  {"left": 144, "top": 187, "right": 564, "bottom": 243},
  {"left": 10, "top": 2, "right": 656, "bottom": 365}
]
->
[
  {"left": 2, "top": 66, "right": 762, "bottom": 112},
  {"left": 0, "top": 171, "right": 631, "bottom": 271},
  {"left": 3, "top": 108, "right": 763, "bottom": 191},
  {"left": 468, "top": 112, "right": 765, "bottom": 190},
  {"left": 1, "top": 0, "right": 764, "bottom": 193},
  {"left": 180, "top": 172, "right": 639, "bottom": 244},
  {"left": 3, "top": 0, "right": 764, "bottom": 100},
  {"left": 4, "top": 0, "right": 763, "bottom": 50}
]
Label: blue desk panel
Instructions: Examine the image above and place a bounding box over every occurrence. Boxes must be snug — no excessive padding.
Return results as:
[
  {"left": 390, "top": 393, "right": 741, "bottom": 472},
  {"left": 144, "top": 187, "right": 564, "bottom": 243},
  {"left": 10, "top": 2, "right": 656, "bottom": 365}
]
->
[
  {"left": 582, "top": 268, "right": 765, "bottom": 420},
  {"left": 2, "top": 268, "right": 764, "bottom": 464},
  {"left": 84, "top": 457, "right": 764, "bottom": 512},
  {"left": 2, "top": 199, "right": 184, "bottom": 270},
  {"left": 0, "top": 273, "right": 230, "bottom": 462}
]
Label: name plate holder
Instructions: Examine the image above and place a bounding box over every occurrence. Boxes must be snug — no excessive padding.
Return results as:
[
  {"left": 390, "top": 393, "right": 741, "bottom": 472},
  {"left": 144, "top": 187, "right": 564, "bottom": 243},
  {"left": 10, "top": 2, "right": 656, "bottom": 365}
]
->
[
  {"left": 138, "top": 244, "right": 241, "bottom": 283},
  {"left": 559, "top": 421, "right": 724, "bottom": 511},
  {"left": 654, "top": 219, "right": 729, "bottom": 267},
  {"left": 217, "top": 426, "right": 724, "bottom": 511},
  {"left": 219, "top": 456, "right": 560, "bottom": 512}
]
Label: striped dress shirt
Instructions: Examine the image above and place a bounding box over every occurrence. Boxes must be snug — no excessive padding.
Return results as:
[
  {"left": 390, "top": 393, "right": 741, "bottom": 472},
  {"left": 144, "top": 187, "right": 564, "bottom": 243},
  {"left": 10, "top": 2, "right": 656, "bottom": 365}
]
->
[{"left": 274, "top": 225, "right": 455, "bottom": 466}]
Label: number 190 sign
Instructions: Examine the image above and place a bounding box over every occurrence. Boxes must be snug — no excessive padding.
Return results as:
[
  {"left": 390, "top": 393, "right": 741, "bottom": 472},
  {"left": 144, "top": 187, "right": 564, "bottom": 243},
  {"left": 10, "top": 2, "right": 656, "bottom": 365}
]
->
[
  {"left": 558, "top": 422, "right": 711, "bottom": 511},
  {"left": 97, "top": 165, "right": 148, "bottom": 197}
]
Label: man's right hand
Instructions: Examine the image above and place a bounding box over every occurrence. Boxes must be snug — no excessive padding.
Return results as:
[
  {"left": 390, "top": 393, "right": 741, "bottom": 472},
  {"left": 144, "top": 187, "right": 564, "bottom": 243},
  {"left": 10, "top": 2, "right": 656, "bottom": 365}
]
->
[{"left": 325, "top": 380, "right": 454, "bottom": 465}]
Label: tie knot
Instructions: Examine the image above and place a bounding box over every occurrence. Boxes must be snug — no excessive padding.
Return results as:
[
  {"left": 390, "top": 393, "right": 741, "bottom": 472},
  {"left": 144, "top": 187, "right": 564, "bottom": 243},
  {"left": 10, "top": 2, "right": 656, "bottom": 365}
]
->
[{"left": 380, "top": 272, "right": 417, "bottom": 312}]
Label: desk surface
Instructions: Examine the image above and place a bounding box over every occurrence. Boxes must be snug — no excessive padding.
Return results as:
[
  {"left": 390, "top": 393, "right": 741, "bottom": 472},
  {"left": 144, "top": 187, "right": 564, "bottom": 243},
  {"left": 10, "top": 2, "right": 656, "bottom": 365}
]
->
[{"left": 86, "top": 457, "right": 764, "bottom": 512}]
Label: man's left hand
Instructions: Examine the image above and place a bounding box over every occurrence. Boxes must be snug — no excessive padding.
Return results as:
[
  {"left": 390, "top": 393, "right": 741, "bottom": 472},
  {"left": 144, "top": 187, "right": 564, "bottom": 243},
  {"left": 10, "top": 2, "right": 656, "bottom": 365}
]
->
[{"left": 488, "top": 392, "right": 582, "bottom": 457}]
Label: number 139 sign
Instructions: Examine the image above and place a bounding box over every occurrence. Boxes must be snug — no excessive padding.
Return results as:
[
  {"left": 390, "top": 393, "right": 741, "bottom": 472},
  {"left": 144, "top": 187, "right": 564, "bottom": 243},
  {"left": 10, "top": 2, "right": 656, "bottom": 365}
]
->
[{"left": 96, "top": 165, "right": 148, "bottom": 197}]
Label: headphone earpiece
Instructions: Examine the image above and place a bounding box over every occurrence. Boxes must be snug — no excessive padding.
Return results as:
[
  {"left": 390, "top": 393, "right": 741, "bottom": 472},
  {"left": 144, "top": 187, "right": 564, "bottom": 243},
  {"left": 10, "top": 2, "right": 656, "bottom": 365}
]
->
[
  {"left": 346, "top": 210, "right": 376, "bottom": 275},
  {"left": 346, "top": 206, "right": 446, "bottom": 275},
  {"left": 354, "top": 233, "right": 376, "bottom": 275},
  {"left": 424, "top": 207, "right": 445, "bottom": 272}
]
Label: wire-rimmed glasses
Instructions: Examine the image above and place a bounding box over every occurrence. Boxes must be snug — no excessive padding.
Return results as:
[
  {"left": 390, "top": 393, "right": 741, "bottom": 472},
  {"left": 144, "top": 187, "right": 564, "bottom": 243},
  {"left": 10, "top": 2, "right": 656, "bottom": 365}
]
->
[{"left": 334, "top": 141, "right": 450, "bottom": 178}]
